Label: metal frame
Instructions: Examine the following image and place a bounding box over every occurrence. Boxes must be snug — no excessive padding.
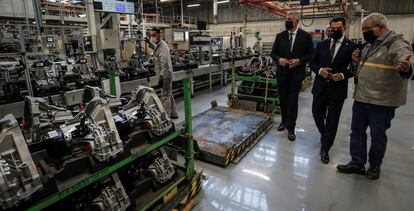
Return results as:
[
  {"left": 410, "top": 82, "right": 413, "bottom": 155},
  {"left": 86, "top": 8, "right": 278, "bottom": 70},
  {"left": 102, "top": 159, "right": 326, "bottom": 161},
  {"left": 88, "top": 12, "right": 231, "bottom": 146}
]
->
[{"left": 235, "top": 75, "right": 279, "bottom": 106}]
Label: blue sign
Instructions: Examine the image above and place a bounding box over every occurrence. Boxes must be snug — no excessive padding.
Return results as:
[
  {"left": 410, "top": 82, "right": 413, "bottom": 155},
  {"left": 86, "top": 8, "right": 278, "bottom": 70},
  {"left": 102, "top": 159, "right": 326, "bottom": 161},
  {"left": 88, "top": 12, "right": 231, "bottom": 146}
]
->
[
  {"left": 116, "top": 3, "right": 125, "bottom": 13},
  {"left": 94, "top": 0, "right": 135, "bottom": 14}
]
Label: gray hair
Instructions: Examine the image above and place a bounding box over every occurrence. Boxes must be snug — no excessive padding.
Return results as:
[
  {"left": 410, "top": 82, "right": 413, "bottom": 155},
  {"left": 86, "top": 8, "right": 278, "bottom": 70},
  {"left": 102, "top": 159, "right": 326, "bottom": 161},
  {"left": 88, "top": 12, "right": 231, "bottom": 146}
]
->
[
  {"left": 286, "top": 12, "right": 301, "bottom": 21},
  {"left": 363, "top": 13, "right": 388, "bottom": 27}
]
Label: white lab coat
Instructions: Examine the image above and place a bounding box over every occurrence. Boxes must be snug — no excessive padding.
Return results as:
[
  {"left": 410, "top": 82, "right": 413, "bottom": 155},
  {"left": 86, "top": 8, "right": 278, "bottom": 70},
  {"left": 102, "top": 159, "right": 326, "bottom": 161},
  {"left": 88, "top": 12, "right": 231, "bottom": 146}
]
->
[
  {"left": 253, "top": 40, "right": 262, "bottom": 54},
  {"left": 152, "top": 39, "right": 177, "bottom": 117}
]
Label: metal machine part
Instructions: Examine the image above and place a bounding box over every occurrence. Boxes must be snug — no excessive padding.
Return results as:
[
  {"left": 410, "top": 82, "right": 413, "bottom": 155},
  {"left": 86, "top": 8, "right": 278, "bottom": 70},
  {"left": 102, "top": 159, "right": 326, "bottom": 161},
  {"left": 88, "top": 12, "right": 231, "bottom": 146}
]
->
[
  {"left": 90, "top": 173, "right": 130, "bottom": 211},
  {"left": 65, "top": 97, "right": 123, "bottom": 162},
  {"left": 31, "top": 60, "right": 61, "bottom": 96},
  {"left": 0, "top": 114, "right": 43, "bottom": 209},
  {"left": 83, "top": 85, "right": 122, "bottom": 111},
  {"left": 239, "top": 56, "right": 274, "bottom": 76},
  {"left": 147, "top": 147, "right": 175, "bottom": 184},
  {"left": 74, "top": 56, "right": 98, "bottom": 84},
  {"left": 120, "top": 86, "right": 173, "bottom": 137},
  {"left": 122, "top": 54, "right": 155, "bottom": 81},
  {"left": 23, "top": 96, "right": 73, "bottom": 144},
  {"left": 0, "top": 57, "right": 28, "bottom": 104},
  {"left": 171, "top": 52, "right": 186, "bottom": 72},
  {"left": 117, "top": 146, "right": 176, "bottom": 196}
]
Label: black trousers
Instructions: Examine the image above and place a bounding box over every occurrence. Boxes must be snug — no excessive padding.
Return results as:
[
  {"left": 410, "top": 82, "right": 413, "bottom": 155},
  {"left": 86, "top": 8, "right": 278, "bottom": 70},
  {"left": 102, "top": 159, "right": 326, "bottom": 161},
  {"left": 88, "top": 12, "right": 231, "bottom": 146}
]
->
[
  {"left": 312, "top": 92, "right": 345, "bottom": 152},
  {"left": 277, "top": 74, "right": 303, "bottom": 131}
]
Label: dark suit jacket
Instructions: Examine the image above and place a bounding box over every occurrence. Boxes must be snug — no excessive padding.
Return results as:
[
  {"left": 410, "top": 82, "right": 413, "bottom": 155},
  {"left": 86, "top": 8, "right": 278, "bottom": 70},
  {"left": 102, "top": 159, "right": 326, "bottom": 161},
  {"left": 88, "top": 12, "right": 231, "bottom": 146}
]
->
[
  {"left": 270, "top": 28, "right": 314, "bottom": 80},
  {"left": 310, "top": 37, "right": 358, "bottom": 99}
]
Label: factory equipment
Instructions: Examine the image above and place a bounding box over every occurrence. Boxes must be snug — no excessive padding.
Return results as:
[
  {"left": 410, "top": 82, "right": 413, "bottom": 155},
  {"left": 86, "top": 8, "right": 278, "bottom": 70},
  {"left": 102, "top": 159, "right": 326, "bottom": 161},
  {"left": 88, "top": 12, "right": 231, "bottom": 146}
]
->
[
  {"left": 41, "top": 35, "right": 64, "bottom": 54},
  {"left": 235, "top": 55, "right": 279, "bottom": 112},
  {"left": 238, "top": 55, "right": 273, "bottom": 76},
  {"left": 65, "top": 172, "right": 131, "bottom": 211},
  {"left": 0, "top": 57, "right": 28, "bottom": 104},
  {"left": 22, "top": 96, "right": 73, "bottom": 144},
  {"left": 31, "top": 59, "right": 61, "bottom": 96},
  {"left": 0, "top": 114, "right": 43, "bottom": 209},
  {"left": 164, "top": 29, "right": 189, "bottom": 51},
  {"left": 189, "top": 33, "right": 212, "bottom": 66},
  {"left": 211, "top": 37, "right": 224, "bottom": 65},
  {"left": 117, "top": 147, "right": 176, "bottom": 198},
  {"left": 0, "top": 80, "right": 200, "bottom": 210},
  {"left": 83, "top": 35, "right": 98, "bottom": 54},
  {"left": 74, "top": 56, "right": 100, "bottom": 86},
  {"left": 116, "top": 86, "right": 174, "bottom": 139},
  {"left": 122, "top": 54, "right": 155, "bottom": 81}
]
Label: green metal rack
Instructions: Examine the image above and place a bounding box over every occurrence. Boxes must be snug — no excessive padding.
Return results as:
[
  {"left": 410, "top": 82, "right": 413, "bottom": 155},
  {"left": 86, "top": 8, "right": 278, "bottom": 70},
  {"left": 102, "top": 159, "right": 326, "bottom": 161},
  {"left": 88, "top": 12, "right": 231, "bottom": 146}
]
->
[
  {"left": 235, "top": 75, "right": 280, "bottom": 107},
  {"left": 26, "top": 77, "right": 197, "bottom": 211}
]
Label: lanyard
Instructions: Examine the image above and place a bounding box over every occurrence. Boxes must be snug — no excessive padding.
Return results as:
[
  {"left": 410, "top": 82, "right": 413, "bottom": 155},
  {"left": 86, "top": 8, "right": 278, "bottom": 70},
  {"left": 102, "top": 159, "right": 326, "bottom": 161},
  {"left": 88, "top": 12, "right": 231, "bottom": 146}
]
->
[{"left": 360, "top": 31, "right": 391, "bottom": 69}]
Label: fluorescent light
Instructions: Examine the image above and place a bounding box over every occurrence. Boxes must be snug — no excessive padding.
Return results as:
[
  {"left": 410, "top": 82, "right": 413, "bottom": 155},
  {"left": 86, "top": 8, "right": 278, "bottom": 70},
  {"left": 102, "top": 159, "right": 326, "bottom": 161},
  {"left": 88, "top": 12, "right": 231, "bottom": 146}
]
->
[
  {"left": 217, "top": 0, "right": 230, "bottom": 4},
  {"left": 187, "top": 3, "right": 200, "bottom": 7}
]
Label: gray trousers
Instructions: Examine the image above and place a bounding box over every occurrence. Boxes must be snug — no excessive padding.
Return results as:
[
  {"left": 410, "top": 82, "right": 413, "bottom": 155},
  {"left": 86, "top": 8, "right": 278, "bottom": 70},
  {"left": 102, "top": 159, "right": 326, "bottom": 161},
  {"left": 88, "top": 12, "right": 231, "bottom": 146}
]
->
[{"left": 161, "top": 76, "right": 177, "bottom": 117}]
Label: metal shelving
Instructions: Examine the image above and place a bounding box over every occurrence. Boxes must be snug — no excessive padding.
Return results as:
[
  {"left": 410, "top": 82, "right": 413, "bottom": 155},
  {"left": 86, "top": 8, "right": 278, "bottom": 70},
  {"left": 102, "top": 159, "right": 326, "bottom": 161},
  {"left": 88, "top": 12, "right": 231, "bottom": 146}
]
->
[
  {"left": 24, "top": 77, "right": 198, "bottom": 211},
  {"left": 235, "top": 75, "right": 279, "bottom": 108}
]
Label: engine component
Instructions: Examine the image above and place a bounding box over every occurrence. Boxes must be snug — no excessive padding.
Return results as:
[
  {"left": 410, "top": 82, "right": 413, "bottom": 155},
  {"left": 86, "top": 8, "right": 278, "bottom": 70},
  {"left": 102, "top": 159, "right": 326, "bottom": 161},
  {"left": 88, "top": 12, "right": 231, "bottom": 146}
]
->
[
  {"left": 31, "top": 60, "right": 60, "bottom": 95},
  {"left": 239, "top": 56, "right": 274, "bottom": 77},
  {"left": 122, "top": 54, "right": 155, "bottom": 81},
  {"left": 23, "top": 96, "right": 73, "bottom": 144},
  {"left": 90, "top": 173, "right": 130, "bottom": 211},
  {"left": 119, "top": 86, "right": 173, "bottom": 137},
  {"left": 83, "top": 85, "right": 122, "bottom": 111},
  {"left": 0, "top": 114, "right": 43, "bottom": 209},
  {"left": 51, "top": 172, "right": 131, "bottom": 211},
  {"left": 147, "top": 147, "right": 175, "bottom": 184},
  {"left": 65, "top": 97, "right": 123, "bottom": 162},
  {"left": 117, "top": 146, "right": 175, "bottom": 199}
]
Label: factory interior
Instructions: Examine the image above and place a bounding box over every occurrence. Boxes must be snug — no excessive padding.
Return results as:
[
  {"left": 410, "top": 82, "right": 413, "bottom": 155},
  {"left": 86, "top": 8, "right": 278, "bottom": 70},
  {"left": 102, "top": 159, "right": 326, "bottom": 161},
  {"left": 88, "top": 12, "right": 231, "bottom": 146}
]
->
[{"left": 0, "top": 0, "right": 413, "bottom": 210}]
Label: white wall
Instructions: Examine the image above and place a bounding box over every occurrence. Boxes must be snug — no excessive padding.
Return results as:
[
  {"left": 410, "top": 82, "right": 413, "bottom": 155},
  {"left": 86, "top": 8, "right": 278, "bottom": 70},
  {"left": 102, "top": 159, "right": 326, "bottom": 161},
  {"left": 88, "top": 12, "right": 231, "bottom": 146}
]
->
[{"left": 208, "top": 15, "right": 414, "bottom": 48}]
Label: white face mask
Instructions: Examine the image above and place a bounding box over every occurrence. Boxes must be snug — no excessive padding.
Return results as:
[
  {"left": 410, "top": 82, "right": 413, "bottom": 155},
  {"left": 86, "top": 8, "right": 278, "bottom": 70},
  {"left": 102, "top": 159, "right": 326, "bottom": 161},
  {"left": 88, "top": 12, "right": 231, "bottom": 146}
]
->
[{"left": 150, "top": 37, "right": 158, "bottom": 44}]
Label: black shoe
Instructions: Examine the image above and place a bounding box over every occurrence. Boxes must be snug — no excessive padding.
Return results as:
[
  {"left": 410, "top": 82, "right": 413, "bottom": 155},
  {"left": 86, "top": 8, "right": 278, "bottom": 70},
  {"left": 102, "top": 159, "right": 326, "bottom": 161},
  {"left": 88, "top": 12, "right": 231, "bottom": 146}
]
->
[
  {"left": 366, "top": 166, "right": 380, "bottom": 180},
  {"left": 170, "top": 114, "right": 179, "bottom": 119},
  {"left": 337, "top": 163, "right": 366, "bottom": 175},
  {"left": 288, "top": 130, "right": 296, "bottom": 141},
  {"left": 320, "top": 150, "right": 330, "bottom": 164},
  {"left": 277, "top": 123, "right": 285, "bottom": 131}
]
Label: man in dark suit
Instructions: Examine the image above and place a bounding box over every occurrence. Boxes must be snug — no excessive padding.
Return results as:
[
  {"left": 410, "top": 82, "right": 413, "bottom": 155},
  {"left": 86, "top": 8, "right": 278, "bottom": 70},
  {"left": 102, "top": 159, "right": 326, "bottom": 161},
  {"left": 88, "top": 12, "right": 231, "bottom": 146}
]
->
[
  {"left": 271, "top": 13, "right": 314, "bottom": 141},
  {"left": 310, "top": 17, "right": 357, "bottom": 164}
]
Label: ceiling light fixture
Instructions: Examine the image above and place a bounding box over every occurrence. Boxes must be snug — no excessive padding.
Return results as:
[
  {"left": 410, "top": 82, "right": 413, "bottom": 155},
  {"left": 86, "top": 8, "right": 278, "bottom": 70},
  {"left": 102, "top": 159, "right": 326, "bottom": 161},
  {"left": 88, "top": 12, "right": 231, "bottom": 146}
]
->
[
  {"left": 217, "top": 0, "right": 230, "bottom": 4},
  {"left": 187, "top": 3, "right": 200, "bottom": 8}
]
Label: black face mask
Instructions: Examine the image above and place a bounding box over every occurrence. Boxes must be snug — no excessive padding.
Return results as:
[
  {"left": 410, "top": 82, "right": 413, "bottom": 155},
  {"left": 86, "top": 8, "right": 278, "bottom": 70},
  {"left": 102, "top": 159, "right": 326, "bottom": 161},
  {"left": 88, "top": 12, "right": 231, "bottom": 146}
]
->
[
  {"left": 363, "top": 30, "right": 378, "bottom": 44},
  {"left": 285, "top": 21, "right": 294, "bottom": 30},
  {"left": 329, "top": 30, "right": 343, "bottom": 40}
]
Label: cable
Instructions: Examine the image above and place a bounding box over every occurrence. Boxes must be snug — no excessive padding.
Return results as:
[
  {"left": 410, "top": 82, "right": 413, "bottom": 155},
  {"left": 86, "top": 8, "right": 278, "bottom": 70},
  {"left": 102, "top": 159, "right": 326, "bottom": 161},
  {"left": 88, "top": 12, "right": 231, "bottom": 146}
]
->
[{"left": 300, "top": 0, "right": 318, "bottom": 27}]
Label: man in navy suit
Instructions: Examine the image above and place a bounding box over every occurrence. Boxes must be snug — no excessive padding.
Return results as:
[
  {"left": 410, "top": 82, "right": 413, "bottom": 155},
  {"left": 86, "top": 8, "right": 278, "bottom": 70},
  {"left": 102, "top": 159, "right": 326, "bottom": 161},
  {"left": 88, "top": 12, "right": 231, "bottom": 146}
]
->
[
  {"left": 310, "top": 17, "right": 358, "bottom": 164},
  {"left": 271, "top": 13, "right": 314, "bottom": 141}
]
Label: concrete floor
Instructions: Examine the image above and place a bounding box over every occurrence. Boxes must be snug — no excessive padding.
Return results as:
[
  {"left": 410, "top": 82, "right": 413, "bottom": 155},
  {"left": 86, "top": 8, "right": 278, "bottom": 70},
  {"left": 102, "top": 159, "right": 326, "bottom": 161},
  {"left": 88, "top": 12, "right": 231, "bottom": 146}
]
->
[{"left": 173, "top": 80, "right": 414, "bottom": 211}]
